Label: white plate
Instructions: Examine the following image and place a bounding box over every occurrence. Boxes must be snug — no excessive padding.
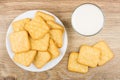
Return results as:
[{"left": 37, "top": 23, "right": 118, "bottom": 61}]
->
[{"left": 6, "top": 10, "right": 68, "bottom": 72}]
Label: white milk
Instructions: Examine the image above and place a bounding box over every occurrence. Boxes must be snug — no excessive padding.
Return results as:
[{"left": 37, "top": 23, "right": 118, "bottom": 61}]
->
[{"left": 71, "top": 4, "right": 104, "bottom": 36}]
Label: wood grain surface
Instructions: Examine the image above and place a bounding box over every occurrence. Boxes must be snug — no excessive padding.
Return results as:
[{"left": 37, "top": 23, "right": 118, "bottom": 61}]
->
[{"left": 0, "top": 0, "right": 120, "bottom": 80}]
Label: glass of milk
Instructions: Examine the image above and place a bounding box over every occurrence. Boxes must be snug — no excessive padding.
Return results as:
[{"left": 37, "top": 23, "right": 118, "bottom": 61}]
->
[{"left": 71, "top": 3, "right": 104, "bottom": 36}]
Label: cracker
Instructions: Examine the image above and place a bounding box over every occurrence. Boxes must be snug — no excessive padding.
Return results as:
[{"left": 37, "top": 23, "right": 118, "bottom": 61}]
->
[
  {"left": 13, "top": 50, "right": 37, "bottom": 66},
  {"left": 33, "top": 51, "right": 51, "bottom": 68},
  {"left": 93, "top": 41, "right": 114, "bottom": 66},
  {"left": 12, "top": 18, "right": 31, "bottom": 31},
  {"left": 48, "top": 39, "right": 60, "bottom": 59},
  {"left": 47, "top": 20, "right": 64, "bottom": 31},
  {"left": 25, "top": 16, "right": 49, "bottom": 39},
  {"left": 68, "top": 52, "right": 88, "bottom": 73},
  {"left": 10, "top": 31, "right": 30, "bottom": 53},
  {"left": 35, "top": 11, "right": 55, "bottom": 21},
  {"left": 31, "top": 33, "right": 50, "bottom": 51},
  {"left": 50, "top": 29, "right": 63, "bottom": 48},
  {"left": 78, "top": 45, "right": 100, "bottom": 67}
]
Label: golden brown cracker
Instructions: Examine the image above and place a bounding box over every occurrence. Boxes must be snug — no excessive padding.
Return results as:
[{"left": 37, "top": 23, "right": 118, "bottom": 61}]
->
[
  {"left": 68, "top": 52, "right": 88, "bottom": 73},
  {"left": 93, "top": 41, "right": 114, "bottom": 66},
  {"left": 78, "top": 45, "right": 100, "bottom": 67},
  {"left": 33, "top": 51, "right": 51, "bottom": 68},
  {"left": 50, "top": 29, "right": 63, "bottom": 48},
  {"left": 12, "top": 18, "right": 31, "bottom": 31},
  {"left": 13, "top": 50, "right": 37, "bottom": 66},
  {"left": 31, "top": 33, "right": 50, "bottom": 51},
  {"left": 47, "top": 20, "right": 64, "bottom": 31},
  {"left": 25, "top": 16, "right": 49, "bottom": 39},
  {"left": 35, "top": 11, "right": 55, "bottom": 21},
  {"left": 48, "top": 39, "right": 60, "bottom": 59},
  {"left": 10, "top": 31, "right": 30, "bottom": 53}
]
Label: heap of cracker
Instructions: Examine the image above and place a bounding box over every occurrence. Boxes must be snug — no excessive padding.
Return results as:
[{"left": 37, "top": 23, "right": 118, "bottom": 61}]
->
[
  {"left": 68, "top": 41, "right": 114, "bottom": 73},
  {"left": 10, "top": 11, "right": 64, "bottom": 68}
]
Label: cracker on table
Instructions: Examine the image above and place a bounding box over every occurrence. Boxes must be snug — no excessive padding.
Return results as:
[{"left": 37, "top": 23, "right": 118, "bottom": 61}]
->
[
  {"left": 93, "top": 41, "right": 114, "bottom": 66},
  {"left": 77, "top": 45, "right": 100, "bottom": 67},
  {"left": 68, "top": 52, "right": 88, "bottom": 73}
]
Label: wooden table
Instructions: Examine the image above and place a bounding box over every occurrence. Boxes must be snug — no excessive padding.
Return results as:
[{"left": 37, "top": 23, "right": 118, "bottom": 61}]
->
[{"left": 0, "top": 0, "right": 120, "bottom": 80}]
